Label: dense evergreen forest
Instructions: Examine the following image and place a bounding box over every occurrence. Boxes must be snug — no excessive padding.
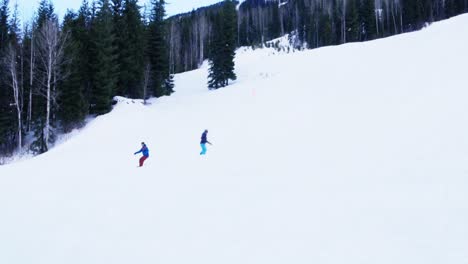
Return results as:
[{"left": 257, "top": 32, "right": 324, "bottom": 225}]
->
[
  {"left": 0, "top": 0, "right": 175, "bottom": 158},
  {"left": 168, "top": 0, "right": 468, "bottom": 73},
  {"left": 0, "top": 0, "right": 467, "bottom": 158}
]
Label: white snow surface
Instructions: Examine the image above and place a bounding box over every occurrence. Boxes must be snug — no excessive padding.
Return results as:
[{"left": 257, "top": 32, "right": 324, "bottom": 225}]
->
[{"left": 1, "top": 14, "right": 468, "bottom": 264}]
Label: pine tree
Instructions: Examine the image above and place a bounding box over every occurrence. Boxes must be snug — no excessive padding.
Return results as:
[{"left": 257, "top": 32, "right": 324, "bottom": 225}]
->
[
  {"left": 5, "top": 2, "right": 23, "bottom": 153},
  {"left": 332, "top": 0, "right": 343, "bottom": 45},
  {"left": 359, "top": 0, "right": 377, "bottom": 41},
  {"left": 0, "top": 0, "right": 8, "bottom": 50},
  {"left": 0, "top": 0, "right": 15, "bottom": 155},
  {"left": 91, "top": 0, "right": 118, "bottom": 115},
  {"left": 111, "top": 0, "right": 124, "bottom": 95},
  {"left": 305, "top": 7, "right": 318, "bottom": 48},
  {"left": 208, "top": 13, "right": 222, "bottom": 89},
  {"left": 58, "top": 11, "right": 87, "bottom": 132},
  {"left": 112, "top": 0, "right": 124, "bottom": 19},
  {"left": 445, "top": 0, "right": 462, "bottom": 17},
  {"left": 76, "top": 0, "right": 93, "bottom": 108},
  {"left": 148, "top": 0, "right": 172, "bottom": 97},
  {"left": 208, "top": 0, "right": 237, "bottom": 89},
  {"left": 36, "top": 0, "right": 57, "bottom": 29},
  {"left": 402, "top": 0, "right": 425, "bottom": 31},
  {"left": 119, "top": 0, "right": 145, "bottom": 98},
  {"left": 294, "top": 0, "right": 307, "bottom": 44},
  {"left": 165, "top": 73, "right": 175, "bottom": 92},
  {"left": 269, "top": 3, "right": 281, "bottom": 39},
  {"left": 221, "top": 0, "right": 237, "bottom": 86},
  {"left": 346, "top": 0, "right": 360, "bottom": 42},
  {"left": 319, "top": 13, "right": 333, "bottom": 46}
]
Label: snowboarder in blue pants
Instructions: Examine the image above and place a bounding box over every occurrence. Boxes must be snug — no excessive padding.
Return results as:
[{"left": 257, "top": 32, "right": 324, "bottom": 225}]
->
[{"left": 200, "top": 130, "right": 212, "bottom": 155}]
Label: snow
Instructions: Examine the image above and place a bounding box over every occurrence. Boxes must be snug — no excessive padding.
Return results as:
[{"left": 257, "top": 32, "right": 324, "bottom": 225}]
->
[
  {"left": 237, "top": 0, "right": 283, "bottom": 9},
  {"left": 1, "top": 14, "right": 468, "bottom": 264},
  {"left": 237, "top": 0, "right": 245, "bottom": 10}
]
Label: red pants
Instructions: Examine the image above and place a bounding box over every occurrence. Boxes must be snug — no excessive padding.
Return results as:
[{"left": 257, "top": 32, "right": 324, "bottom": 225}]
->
[{"left": 139, "top": 156, "right": 148, "bottom": 167}]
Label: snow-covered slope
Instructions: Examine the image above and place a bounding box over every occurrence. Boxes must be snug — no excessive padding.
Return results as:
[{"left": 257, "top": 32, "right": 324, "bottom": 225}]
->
[{"left": 1, "top": 14, "right": 468, "bottom": 264}]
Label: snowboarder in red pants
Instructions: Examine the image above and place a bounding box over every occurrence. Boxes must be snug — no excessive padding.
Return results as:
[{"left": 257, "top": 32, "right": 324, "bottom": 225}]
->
[{"left": 134, "top": 142, "right": 149, "bottom": 167}]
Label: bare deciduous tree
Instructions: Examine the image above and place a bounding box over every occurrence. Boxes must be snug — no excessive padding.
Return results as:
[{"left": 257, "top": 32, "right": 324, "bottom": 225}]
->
[{"left": 36, "top": 19, "right": 69, "bottom": 150}]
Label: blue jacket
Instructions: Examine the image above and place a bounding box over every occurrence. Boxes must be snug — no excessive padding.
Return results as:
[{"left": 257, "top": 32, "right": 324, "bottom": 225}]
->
[
  {"left": 135, "top": 145, "right": 149, "bottom": 157},
  {"left": 201, "top": 131, "right": 209, "bottom": 144}
]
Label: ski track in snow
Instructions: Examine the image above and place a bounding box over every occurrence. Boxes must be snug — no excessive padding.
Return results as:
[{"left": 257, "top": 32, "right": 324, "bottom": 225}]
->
[{"left": 1, "top": 14, "right": 468, "bottom": 264}]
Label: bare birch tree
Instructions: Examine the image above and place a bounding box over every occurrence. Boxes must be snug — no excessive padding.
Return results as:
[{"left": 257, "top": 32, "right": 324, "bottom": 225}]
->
[{"left": 36, "top": 19, "right": 68, "bottom": 150}]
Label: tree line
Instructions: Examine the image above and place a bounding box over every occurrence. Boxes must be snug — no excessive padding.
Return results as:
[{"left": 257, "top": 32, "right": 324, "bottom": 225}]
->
[
  {"left": 238, "top": 0, "right": 468, "bottom": 48},
  {"left": 0, "top": 0, "right": 173, "bottom": 157},
  {"left": 167, "top": 0, "right": 467, "bottom": 72}
]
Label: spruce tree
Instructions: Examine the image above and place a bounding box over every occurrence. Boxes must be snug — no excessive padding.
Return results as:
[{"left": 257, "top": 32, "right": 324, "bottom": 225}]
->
[
  {"left": 402, "top": 0, "right": 425, "bottom": 31},
  {"left": 445, "top": 0, "right": 461, "bottom": 17},
  {"left": 58, "top": 11, "right": 87, "bottom": 132},
  {"left": 238, "top": 17, "right": 249, "bottom": 46},
  {"left": 305, "top": 8, "right": 316, "bottom": 48},
  {"left": 332, "top": 0, "right": 343, "bottom": 45},
  {"left": 359, "top": 0, "right": 377, "bottom": 41},
  {"left": 6, "top": 2, "right": 22, "bottom": 152},
  {"left": 0, "top": 0, "right": 9, "bottom": 50},
  {"left": 36, "top": 0, "right": 57, "bottom": 29},
  {"left": 270, "top": 3, "right": 281, "bottom": 39},
  {"left": 0, "top": 0, "right": 14, "bottom": 155},
  {"left": 165, "top": 73, "right": 175, "bottom": 92},
  {"left": 208, "top": 12, "right": 224, "bottom": 89},
  {"left": 319, "top": 13, "right": 333, "bottom": 46},
  {"left": 120, "top": 0, "right": 145, "bottom": 98},
  {"left": 345, "top": 0, "right": 360, "bottom": 42},
  {"left": 221, "top": 0, "right": 237, "bottom": 86},
  {"left": 148, "top": 0, "right": 172, "bottom": 97},
  {"left": 112, "top": 0, "right": 124, "bottom": 19},
  {"left": 91, "top": 0, "right": 118, "bottom": 115},
  {"left": 111, "top": 0, "right": 124, "bottom": 95},
  {"left": 76, "top": 0, "right": 93, "bottom": 107},
  {"left": 208, "top": 0, "right": 237, "bottom": 89}
]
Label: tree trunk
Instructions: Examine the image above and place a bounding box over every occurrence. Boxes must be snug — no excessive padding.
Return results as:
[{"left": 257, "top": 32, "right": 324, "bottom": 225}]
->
[
  {"left": 343, "top": 0, "right": 347, "bottom": 43},
  {"left": 143, "top": 62, "right": 150, "bottom": 105},
  {"left": 391, "top": 1, "right": 397, "bottom": 34},
  {"left": 375, "top": 6, "right": 379, "bottom": 36},
  {"left": 6, "top": 45, "right": 22, "bottom": 152},
  {"left": 45, "top": 47, "right": 52, "bottom": 149},
  {"left": 28, "top": 24, "right": 34, "bottom": 132}
]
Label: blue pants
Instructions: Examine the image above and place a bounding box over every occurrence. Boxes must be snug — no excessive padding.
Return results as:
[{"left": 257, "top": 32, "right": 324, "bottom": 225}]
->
[{"left": 200, "top": 143, "right": 207, "bottom": 155}]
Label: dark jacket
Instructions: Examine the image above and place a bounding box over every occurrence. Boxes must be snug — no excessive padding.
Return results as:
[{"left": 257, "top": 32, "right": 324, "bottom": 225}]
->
[{"left": 201, "top": 132, "right": 209, "bottom": 144}]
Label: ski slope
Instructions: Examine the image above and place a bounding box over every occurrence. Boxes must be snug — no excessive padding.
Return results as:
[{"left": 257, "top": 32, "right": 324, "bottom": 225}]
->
[{"left": 1, "top": 14, "right": 468, "bottom": 264}]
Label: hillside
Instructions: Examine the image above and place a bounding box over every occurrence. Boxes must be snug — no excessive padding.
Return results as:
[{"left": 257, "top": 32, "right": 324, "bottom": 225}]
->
[{"left": 0, "top": 14, "right": 467, "bottom": 264}]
